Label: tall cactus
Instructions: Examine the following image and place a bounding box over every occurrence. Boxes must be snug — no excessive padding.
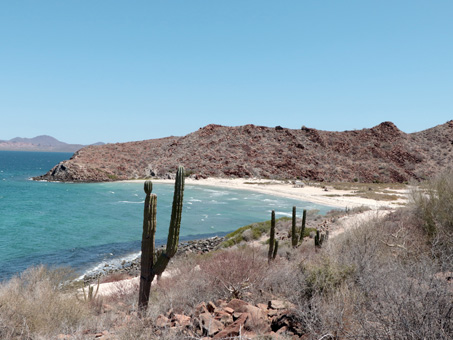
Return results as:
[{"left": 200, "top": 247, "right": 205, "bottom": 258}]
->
[
  {"left": 138, "top": 166, "right": 185, "bottom": 311},
  {"left": 272, "top": 240, "right": 279, "bottom": 260},
  {"left": 291, "top": 206, "right": 297, "bottom": 248},
  {"left": 268, "top": 210, "right": 276, "bottom": 263},
  {"left": 299, "top": 209, "right": 307, "bottom": 242}
]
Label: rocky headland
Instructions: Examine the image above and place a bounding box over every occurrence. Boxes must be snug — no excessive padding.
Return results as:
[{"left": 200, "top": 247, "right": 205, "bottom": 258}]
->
[{"left": 34, "top": 121, "right": 453, "bottom": 183}]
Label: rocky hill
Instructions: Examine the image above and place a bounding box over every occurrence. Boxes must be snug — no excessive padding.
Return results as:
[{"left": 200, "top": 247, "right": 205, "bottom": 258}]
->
[
  {"left": 0, "top": 135, "right": 103, "bottom": 153},
  {"left": 34, "top": 121, "right": 453, "bottom": 183}
]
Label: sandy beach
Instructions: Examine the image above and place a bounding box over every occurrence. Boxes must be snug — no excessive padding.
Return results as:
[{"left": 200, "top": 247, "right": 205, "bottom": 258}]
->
[{"left": 125, "top": 177, "right": 409, "bottom": 210}]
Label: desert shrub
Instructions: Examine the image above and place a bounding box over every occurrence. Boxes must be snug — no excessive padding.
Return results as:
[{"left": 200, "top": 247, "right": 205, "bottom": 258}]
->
[
  {"left": 0, "top": 265, "right": 90, "bottom": 339},
  {"left": 145, "top": 255, "right": 217, "bottom": 317},
  {"left": 411, "top": 170, "right": 453, "bottom": 263},
  {"left": 200, "top": 246, "right": 268, "bottom": 300},
  {"left": 303, "top": 257, "right": 355, "bottom": 299},
  {"left": 221, "top": 217, "right": 291, "bottom": 248},
  {"left": 312, "top": 209, "right": 453, "bottom": 340}
]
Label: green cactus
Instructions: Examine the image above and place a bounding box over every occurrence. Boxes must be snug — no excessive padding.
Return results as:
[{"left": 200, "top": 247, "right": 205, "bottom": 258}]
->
[
  {"left": 273, "top": 240, "right": 279, "bottom": 260},
  {"left": 138, "top": 166, "right": 185, "bottom": 311},
  {"left": 291, "top": 206, "right": 297, "bottom": 248},
  {"left": 299, "top": 209, "right": 307, "bottom": 242},
  {"left": 268, "top": 210, "right": 276, "bottom": 263},
  {"left": 315, "top": 229, "right": 321, "bottom": 247},
  {"left": 82, "top": 277, "right": 100, "bottom": 302},
  {"left": 314, "top": 229, "right": 326, "bottom": 248}
]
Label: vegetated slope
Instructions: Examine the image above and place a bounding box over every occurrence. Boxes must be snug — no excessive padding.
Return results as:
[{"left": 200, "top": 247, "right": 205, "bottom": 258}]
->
[
  {"left": 34, "top": 121, "right": 453, "bottom": 183},
  {"left": 0, "top": 135, "right": 102, "bottom": 153}
]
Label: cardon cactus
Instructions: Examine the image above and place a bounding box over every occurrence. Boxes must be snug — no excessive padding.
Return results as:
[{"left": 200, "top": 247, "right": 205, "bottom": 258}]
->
[
  {"left": 268, "top": 210, "right": 277, "bottom": 263},
  {"left": 291, "top": 206, "right": 297, "bottom": 248},
  {"left": 138, "top": 166, "right": 185, "bottom": 311},
  {"left": 299, "top": 209, "right": 307, "bottom": 242}
]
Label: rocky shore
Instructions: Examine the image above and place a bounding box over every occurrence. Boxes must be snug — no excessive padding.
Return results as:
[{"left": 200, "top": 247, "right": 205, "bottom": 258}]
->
[{"left": 82, "top": 236, "right": 225, "bottom": 284}]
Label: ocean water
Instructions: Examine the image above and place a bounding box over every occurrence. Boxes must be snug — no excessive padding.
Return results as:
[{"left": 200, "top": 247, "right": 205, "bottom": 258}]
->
[{"left": 0, "top": 151, "right": 334, "bottom": 281}]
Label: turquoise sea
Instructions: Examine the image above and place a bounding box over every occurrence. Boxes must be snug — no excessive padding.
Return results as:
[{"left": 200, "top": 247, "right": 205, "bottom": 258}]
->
[{"left": 0, "top": 151, "right": 333, "bottom": 281}]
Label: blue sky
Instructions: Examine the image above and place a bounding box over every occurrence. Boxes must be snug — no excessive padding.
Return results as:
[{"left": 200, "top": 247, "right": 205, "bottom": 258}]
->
[{"left": 1, "top": 1, "right": 452, "bottom": 144}]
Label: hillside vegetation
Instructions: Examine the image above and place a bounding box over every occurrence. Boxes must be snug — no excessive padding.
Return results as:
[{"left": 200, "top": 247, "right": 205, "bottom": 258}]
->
[
  {"left": 34, "top": 121, "right": 453, "bottom": 183},
  {"left": 1, "top": 173, "right": 452, "bottom": 339}
]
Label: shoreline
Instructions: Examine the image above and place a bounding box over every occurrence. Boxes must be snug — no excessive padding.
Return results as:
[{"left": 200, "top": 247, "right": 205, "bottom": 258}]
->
[
  {"left": 81, "top": 235, "right": 225, "bottom": 284},
  {"left": 122, "top": 177, "right": 409, "bottom": 210},
  {"left": 79, "top": 177, "right": 409, "bottom": 284}
]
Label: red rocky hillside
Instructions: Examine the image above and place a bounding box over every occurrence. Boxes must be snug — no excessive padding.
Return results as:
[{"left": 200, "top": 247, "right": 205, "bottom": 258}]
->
[{"left": 34, "top": 121, "right": 453, "bottom": 183}]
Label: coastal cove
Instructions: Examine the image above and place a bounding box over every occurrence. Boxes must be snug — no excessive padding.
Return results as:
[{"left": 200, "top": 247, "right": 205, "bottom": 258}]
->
[{"left": 0, "top": 151, "right": 335, "bottom": 281}]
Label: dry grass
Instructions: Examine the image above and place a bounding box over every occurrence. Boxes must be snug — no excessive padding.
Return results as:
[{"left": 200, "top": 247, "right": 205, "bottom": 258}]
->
[{"left": 0, "top": 266, "right": 90, "bottom": 339}]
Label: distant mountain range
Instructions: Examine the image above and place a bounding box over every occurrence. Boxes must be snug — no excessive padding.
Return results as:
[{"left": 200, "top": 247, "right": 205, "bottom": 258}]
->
[{"left": 0, "top": 135, "right": 104, "bottom": 153}]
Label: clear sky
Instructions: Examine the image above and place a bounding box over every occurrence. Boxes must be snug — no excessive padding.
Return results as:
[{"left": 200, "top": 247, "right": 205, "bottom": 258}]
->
[{"left": 1, "top": 1, "right": 452, "bottom": 144}]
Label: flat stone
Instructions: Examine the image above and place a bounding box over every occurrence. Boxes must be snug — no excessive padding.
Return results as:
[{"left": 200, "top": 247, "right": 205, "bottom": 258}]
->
[
  {"left": 173, "top": 313, "right": 191, "bottom": 328},
  {"left": 213, "top": 312, "right": 249, "bottom": 339},
  {"left": 155, "top": 314, "right": 170, "bottom": 328},
  {"left": 199, "top": 312, "right": 224, "bottom": 336},
  {"left": 223, "top": 307, "right": 234, "bottom": 314},
  {"left": 215, "top": 311, "right": 234, "bottom": 325},
  {"left": 226, "top": 298, "right": 248, "bottom": 312},
  {"left": 269, "top": 299, "right": 294, "bottom": 310}
]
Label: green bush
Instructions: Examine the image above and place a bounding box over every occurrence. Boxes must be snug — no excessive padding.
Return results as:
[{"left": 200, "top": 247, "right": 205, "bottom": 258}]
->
[
  {"left": 411, "top": 170, "right": 453, "bottom": 257},
  {"left": 221, "top": 217, "right": 291, "bottom": 248}
]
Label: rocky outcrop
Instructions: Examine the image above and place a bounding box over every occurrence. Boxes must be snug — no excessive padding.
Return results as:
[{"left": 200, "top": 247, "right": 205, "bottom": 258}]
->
[
  {"left": 34, "top": 121, "right": 453, "bottom": 183},
  {"left": 151, "top": 298, "right": 302, "bottom": 339}
]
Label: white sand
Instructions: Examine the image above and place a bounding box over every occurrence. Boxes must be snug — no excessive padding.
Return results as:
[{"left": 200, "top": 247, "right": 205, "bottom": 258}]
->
[{"left": 125, "top": 177, "right": 409, "bottom": 210}]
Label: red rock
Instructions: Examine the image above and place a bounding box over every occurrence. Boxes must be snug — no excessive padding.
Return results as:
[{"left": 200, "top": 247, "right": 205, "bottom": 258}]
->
[
  {"left": 207, "top": 301, "right": 217, "bottom": 313},
  {"left": 243, "top": 305, "right": 270, "bottom": 333},
  {"left": 223, "top": 307, "right": 234, "bottom": 314},
  {"left": 269, "top": 299, "right": 294, "bottom": 310},
  {"left": 195, "top": 302, "right": 209, "bottom": 316},
  {"left": 215, "top": 310, "right": 234, "bottom": 325},
  {"left": 173, "top": 313, "right": 191, "bottom": 328},
  {"left": 257, "top": 303, "right": 268, "bottom": 311},
  {"left": 226, "top": 298, "right": 248, "bottom": 312},
  {"left": 213, "top": 312, "right": 249, "bottom": 339},
  {"left": 199, "top": 312, "right": 224, "bottom": 336},
  {"left": 155, "top": 314, "right": 170, "bottom": 327}
]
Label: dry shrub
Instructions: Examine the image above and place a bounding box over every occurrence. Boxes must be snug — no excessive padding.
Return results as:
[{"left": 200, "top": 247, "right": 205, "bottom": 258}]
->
[
  {"left": 145, "top": 256, "right": 217, "bottom": 317},
  {"left": 411, "top": 169, "right": 453, "bottom": 266},
  {"left": 0, "top": 265, "right": 90, "bottom": 339},
  {"left": 200, "top": 246, "right": 268, "bottom": 300},
  {"left": 305, "top": 210, "right": 453, "bottom": 339}
]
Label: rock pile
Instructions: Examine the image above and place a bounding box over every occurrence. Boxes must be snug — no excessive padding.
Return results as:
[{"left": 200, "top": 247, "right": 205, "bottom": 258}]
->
[{"left": 153, "top": 298, "right": 303, "bottom": 339}]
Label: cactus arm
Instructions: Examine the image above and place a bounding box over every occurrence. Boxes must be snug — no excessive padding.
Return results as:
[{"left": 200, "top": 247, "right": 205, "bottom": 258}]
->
[
  {"left": 165, "top": 165, "right": 185, "bottom": 257},
  {"left": 139, "top": 182, "right": 157, "bottom": 310},
  {"left": 291, "top": 206, "right": 297, "bottom": 247},
  {"left": 299, "top": 209, "right": 307, "bottom": 242},
  {"left": 273, "top": 240, "right": 279, "bottom": 260},
  {"left": 268, "top": 210, "right": 275, "bottom": 263},
  {"left": 315, "top": 229, "right": 320, "bottom": 247}
]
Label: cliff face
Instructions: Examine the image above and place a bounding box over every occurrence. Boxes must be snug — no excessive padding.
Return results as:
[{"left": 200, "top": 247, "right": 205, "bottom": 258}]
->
[{"left": 34, "top": 121, "right": 453, "bottom": 183}]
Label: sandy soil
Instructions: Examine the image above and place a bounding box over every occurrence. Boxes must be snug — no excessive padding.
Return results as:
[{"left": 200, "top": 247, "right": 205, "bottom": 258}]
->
[{"left": 126, "top": 177, "right": 409, "bottom": 210}]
